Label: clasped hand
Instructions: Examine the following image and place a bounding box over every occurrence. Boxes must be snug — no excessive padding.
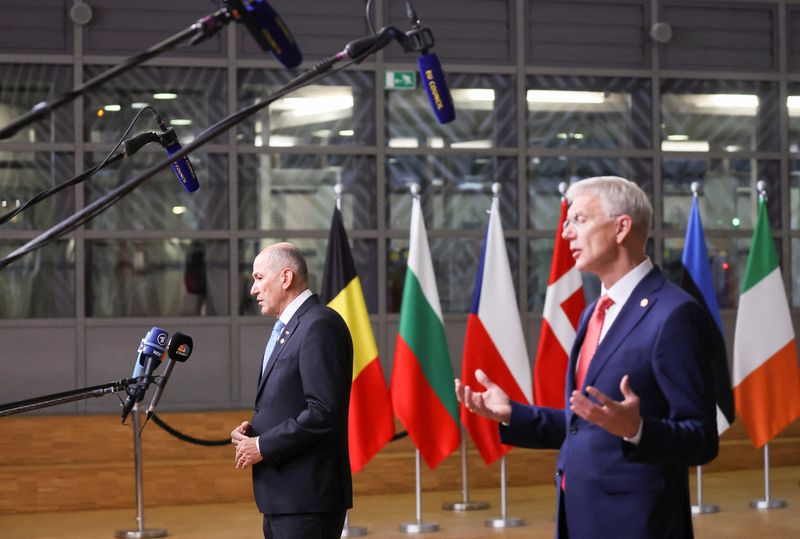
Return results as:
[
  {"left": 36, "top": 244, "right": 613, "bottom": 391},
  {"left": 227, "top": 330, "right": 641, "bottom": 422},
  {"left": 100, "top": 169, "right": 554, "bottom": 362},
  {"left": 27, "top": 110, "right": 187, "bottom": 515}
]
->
[{"left": 231, "top": 420, "right": 264, "bottom": 469}]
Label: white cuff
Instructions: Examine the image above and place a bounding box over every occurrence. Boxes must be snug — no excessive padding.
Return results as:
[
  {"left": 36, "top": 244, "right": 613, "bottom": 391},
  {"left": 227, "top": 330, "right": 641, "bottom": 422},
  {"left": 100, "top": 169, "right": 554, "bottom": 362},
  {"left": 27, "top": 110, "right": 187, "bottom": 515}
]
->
[{"left": 623, "top": 419, "right": 644, "bottom": 445}]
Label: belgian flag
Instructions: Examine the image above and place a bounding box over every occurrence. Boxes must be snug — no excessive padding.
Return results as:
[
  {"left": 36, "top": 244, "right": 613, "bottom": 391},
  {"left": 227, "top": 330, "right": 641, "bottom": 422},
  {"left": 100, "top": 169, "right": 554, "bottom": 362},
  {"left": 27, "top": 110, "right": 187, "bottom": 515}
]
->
[{"left": 321, "top": 207, "right": 394, "bottom": 473}]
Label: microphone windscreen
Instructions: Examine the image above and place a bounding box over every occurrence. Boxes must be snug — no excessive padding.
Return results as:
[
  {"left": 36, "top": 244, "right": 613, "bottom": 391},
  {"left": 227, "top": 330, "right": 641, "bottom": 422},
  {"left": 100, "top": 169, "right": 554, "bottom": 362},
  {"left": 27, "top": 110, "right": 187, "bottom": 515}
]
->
[
  {"left": 167, "top": 333, "right": 194, "bottom": 362},
  {"left": 418, "top": 53, "right": 455, "bottom": 124},
  {"left": 244, "top": 0, "right": 302, "bottom": 69},
  {"left": 165, "top": 143, "right": 200, "bottom": 192}
]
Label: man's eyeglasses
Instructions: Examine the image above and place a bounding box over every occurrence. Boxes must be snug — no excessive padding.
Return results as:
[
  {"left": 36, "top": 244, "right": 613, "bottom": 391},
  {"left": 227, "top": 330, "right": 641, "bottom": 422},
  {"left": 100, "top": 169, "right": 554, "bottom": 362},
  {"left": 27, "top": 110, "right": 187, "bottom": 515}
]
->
[{"left": 562, "top": 213, "right": 619, "bottom": 230}]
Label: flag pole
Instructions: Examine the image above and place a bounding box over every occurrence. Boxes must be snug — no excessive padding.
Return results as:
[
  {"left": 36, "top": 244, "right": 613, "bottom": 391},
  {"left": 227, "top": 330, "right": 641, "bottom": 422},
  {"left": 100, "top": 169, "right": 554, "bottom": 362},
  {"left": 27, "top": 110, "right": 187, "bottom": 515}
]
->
[
  {"left": 687, "top": 182, "right": 720, "bottom": 516},
  {"left": 745, "top": 183, "right": 786, "bottom": 511},
  {"left": 482, "top": 184, "right": 524, "bottom": 529},
  {"left": 749, "top": 443, "right": 786, "bottom": 509},
  {"left": 484, "top": 455, "right": 524, "bottom": 528},
  {"left": 442, "top": 426, "right": 490, "bottom": 510},
  {"left": 335, "top": 181, "right": 369, "bottom": 539},
  {"left": 398, "top": 183, "right": 439, "bottom": 534},
  {"left": 399, "top": 449, "right": 439, "bottom": 533}
]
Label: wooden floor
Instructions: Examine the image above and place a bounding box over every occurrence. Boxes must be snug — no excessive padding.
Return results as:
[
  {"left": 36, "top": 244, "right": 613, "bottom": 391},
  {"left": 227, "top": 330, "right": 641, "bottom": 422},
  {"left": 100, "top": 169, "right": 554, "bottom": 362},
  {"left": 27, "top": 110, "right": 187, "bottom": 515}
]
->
[{"left": 1, "top": 466, "right": 798, "bottom": 538}]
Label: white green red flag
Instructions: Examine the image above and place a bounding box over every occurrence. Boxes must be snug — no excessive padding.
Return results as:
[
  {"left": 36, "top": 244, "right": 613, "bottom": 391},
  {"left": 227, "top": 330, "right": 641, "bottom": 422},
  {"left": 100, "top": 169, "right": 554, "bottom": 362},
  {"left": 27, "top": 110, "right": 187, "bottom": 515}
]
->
[
  {"left": 390, "top": 196, "right": 460, "bottom": 469},
  {"left": 733, "top": 196, "right": 800, "bottom": 447}
]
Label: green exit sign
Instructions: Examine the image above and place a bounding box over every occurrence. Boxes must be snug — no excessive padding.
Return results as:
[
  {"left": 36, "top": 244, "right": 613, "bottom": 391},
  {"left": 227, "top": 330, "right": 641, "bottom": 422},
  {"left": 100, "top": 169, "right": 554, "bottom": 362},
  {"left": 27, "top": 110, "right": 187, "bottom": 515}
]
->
[{"left": 385, "top": 70, "right": 417, "bottom": 90}]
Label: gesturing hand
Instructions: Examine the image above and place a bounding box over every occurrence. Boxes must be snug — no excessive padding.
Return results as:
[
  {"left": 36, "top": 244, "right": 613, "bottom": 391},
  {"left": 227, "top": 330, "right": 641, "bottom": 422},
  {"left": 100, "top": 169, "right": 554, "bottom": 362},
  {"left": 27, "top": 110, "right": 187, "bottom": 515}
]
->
[
  {"left": 569, "top": 374, "right": 641, "bottom": 439},
  {"left": 455, "top": 368, "right": 512, "bottom": 424}
]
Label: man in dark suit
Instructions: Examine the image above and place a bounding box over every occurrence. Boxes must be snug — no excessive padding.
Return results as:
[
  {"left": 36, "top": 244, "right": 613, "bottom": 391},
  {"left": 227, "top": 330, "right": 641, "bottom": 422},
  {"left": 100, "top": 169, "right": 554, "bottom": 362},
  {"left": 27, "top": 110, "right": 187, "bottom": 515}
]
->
[
  {"left": 457, "top": 176, "right": 719, "bottom": 538},
  {"left": 231, "top": 242, "right": 353, "bottom": 539}
]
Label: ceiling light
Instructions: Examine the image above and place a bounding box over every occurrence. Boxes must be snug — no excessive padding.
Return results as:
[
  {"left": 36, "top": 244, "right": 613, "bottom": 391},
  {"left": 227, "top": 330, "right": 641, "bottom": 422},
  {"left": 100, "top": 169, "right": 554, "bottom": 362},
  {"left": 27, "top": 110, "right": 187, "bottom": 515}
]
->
[
  {"left": 338, "top": 129, "right": 354, "bottom": 136},
  {"left": 459, "top": 89, "right": 495, "bottom": 102},
  {"left": 527, "top": 90, "right": 605, "bottom": 104},
  {"left": 661, "top": 140, "right": 710, "bottom": 152},
  {"left": 280, "top": 95, "right": 354, "bottom": 117},
  {"left": 169, "top": 119, "right": 192, "bottom": 126},
  {"left": 172, "top": 206, "right": 186, "bottom": 215},
  {"left": 153, "top": 92, "right": 178, "bottom": 100},
  {"left": 130, "top": 102, "right": 149, "bottom": 109},
  {"left": 103, "top": 104, "right": 121, "bottom": 112},
  {"left": 667, "top": 134, "right": 689, "bottom": 141}
]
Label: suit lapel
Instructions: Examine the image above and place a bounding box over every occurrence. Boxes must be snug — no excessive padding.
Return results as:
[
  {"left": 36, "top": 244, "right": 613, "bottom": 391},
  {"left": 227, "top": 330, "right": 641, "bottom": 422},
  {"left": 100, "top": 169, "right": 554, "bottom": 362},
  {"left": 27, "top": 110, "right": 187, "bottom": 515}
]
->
[
  {"left": 581, "top": 268, "right": 665, "bottom": 389},
  {"left": 255, "top": 294, "right": 319, "bottom": 398}
]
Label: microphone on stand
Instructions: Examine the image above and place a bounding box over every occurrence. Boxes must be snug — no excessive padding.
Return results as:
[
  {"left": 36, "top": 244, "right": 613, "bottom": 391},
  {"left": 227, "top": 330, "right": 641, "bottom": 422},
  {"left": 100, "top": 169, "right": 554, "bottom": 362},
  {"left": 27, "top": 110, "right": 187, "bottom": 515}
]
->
[
  {"left": 151, "top": 112, "right": 200, "bottom": 193},
  {"left": 143, "top": 332, "right": 194, "bottom": 429},
  {"left": 121, "top": 327, "right": 169, "bottom": 424}
]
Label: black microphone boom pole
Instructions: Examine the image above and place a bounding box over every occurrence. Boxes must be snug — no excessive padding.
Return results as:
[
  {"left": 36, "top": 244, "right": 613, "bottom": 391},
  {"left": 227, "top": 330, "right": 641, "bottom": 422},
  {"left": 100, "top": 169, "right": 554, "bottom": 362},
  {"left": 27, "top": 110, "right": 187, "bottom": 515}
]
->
[
  {"left": 0, "top": 26, "right": 418, "bottom": 270},
  {"left": 0, "top": 8, "right": 230, "bottom": 140}
]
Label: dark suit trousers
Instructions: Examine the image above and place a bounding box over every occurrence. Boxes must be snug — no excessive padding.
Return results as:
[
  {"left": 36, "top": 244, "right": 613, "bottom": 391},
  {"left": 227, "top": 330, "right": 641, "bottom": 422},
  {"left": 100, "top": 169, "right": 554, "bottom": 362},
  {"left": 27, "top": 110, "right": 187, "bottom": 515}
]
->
[{"left": 262, "top": 510, "right": 347, "bottom": 539}]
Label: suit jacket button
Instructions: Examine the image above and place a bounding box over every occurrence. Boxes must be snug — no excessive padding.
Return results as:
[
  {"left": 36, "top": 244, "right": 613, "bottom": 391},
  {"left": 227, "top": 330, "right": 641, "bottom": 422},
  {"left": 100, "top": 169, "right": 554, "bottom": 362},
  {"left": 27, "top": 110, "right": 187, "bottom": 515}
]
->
[{"left": 570, "top": 426, "right": 578, "bottom": 435}]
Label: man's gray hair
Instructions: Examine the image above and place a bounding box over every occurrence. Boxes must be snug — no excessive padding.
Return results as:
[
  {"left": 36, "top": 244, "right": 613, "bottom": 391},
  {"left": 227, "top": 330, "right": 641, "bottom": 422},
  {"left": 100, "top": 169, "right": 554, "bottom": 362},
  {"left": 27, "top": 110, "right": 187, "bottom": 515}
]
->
[
  {"left": 566, "top": 176, "right": 653, "bottom": 235},
  {"left": 267, "top": 243, "right": 309, "bottom": 283}
]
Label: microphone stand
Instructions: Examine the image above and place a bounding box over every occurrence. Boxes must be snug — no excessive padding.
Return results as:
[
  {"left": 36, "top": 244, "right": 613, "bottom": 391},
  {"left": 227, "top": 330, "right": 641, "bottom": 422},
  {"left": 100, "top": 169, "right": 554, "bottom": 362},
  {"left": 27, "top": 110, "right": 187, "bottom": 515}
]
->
[
  {"left": 0, "top": 380, "right": 167, "bottom": 538},
  {"left": 0, "top": 7, "right": 232, "bottom": 140}
]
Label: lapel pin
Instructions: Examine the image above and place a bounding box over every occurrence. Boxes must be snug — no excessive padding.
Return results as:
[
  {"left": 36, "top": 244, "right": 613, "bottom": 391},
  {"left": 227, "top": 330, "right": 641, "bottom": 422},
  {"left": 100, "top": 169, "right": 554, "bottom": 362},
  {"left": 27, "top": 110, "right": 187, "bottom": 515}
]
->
[
  {"left": 279, "top": 338, "right": 285, "bottom": 344},
  {"left": 640, "top": 298, "right": 649, "bottom": 307}
]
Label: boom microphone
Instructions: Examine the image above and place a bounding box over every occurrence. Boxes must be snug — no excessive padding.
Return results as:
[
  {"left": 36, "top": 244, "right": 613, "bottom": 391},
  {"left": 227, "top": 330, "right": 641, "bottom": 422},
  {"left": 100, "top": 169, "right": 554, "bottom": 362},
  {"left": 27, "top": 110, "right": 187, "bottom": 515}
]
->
[
  {"left": 228, "top": 0, "right": 302, "bottom": 69},
  {"left": 151, "top": 113, "right": 200, "bottom": 193},
  {"left": 418, "top": 52, "right": 455, "bottom": 124},
  {"left": 145, "top": 332, "right": 194, "bottom": 422},
  {"left": 121, "top": 326, "right": 169, "bottom": 424}
]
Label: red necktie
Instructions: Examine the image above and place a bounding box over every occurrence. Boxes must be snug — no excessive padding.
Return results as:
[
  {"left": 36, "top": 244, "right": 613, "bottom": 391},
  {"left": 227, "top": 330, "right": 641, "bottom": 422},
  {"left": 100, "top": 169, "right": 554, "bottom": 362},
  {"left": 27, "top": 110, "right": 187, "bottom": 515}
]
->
[
  {"left": 562, "top": 295, "right": 614, "bottom": 492},
  {"left": 575, "top": 294, "right": 614, "bottom": 391}
]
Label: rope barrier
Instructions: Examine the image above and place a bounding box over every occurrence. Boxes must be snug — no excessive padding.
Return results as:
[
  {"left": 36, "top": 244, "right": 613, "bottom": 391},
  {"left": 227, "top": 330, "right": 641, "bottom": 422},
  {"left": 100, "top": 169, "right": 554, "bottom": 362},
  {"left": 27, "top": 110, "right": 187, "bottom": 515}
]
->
[{"left": 150, "top": 412, "right": 409, "bottom": 446}]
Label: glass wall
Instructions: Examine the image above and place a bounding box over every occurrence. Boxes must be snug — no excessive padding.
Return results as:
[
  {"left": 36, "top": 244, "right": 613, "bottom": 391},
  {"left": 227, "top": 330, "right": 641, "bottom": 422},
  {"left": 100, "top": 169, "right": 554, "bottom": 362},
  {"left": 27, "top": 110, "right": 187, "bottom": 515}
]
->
[{"left": 1, "top": 0, "right": 799, "bottom": 413}]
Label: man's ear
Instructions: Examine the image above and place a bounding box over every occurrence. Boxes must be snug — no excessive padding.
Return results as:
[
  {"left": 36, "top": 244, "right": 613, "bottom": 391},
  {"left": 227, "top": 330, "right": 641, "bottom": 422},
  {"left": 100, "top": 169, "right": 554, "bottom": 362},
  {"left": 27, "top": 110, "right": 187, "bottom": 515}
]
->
[
  {"left": 615, "top": 214, "right": 634, "bottom": 244},
  {"left": 280, "top": 267, "right": 294, "bottom": 290}
]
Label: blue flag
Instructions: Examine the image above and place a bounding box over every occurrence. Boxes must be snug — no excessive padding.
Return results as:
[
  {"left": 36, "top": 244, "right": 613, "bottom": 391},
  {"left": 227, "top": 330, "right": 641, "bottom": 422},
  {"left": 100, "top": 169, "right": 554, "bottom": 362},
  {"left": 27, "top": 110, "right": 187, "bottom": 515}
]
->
[{"left": 680, "top": 196, "right": 735, "bottom": 433}]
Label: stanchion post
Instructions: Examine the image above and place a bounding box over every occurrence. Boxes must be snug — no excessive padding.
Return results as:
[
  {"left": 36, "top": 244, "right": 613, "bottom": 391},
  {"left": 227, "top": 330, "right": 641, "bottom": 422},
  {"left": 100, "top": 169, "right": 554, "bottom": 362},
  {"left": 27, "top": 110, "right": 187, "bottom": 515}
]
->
[{"left": 115, "top": 403, "right": 167, "bottom": 539}]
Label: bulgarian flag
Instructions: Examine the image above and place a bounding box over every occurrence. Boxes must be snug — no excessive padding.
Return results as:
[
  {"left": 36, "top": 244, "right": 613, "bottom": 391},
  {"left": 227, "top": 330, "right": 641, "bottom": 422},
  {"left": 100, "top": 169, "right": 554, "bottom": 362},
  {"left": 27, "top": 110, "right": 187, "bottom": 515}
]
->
[
  {"left": 461, "top": 196, "right": 532, "bottom": 465},
  {"left": 321, "top": 207, "right": 394, "bottom": 473},
  {"left": 390, "top": 196, "right": 460, "bottom": 469},
  {"left": 533, "top": 197, "right": 585, "bottom": 409},
  {"left": 733, "top": 196, "right": 800, "bottom": 448}
]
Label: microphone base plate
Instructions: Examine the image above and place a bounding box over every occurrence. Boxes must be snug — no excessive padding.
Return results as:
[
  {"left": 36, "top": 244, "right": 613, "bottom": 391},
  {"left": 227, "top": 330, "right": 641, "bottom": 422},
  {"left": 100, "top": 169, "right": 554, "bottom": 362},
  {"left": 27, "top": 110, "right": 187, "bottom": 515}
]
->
[{"left": 114, "top": 528, "right": 167, "bottom": 538}]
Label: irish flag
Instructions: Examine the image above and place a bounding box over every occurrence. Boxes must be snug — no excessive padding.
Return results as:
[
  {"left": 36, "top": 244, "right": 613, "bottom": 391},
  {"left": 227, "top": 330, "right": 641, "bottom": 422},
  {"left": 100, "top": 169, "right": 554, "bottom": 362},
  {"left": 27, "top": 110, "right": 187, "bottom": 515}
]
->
[
  {"left": 733, "top": 196, "right": 800, "bottom": 448},
  {"left": 321, "top": 207, "right": 394, "bottom": 473},
  {"left": 461, "top": 196, "right": 532, "bottom": 465},
  {"left": 533, "top": 197, "right": 585, "bottom": 409},
  {"left": 391, "top": 196, "right": 460, "bottom": 469}
]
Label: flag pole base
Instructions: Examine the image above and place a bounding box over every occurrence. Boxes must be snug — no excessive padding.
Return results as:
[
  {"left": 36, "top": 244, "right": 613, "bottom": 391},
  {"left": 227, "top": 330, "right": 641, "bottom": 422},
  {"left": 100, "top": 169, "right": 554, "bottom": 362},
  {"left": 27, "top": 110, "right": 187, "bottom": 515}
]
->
[
  {"left": 442, "top": 500, "right": 490, "bottom": 511},
  {"left": 691, "top": 504, "right": 719, "bottom": 514},
  {"left": 750, "top": 499, "right": 787, "bottom": 510},
  {"left": 341, "top": 525, "right": 367, "bottom": 537},
  {"left": 485, "top": 517, "right": 525, "bottom": 528},
  {"left": 114, "top": 529, "right": 167, "bottom": 538},
  {"left": 399, "top": 522, "right": 439, "bottom": 533}
]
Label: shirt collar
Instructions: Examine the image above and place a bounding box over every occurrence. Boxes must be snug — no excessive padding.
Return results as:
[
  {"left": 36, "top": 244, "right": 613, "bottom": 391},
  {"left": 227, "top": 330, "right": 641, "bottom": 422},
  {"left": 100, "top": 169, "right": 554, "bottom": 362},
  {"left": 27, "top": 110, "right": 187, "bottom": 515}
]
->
[
  {"left": 601, "top": 258, "right": 653, "bottom": 309},
  {"left": 278, "top": 289, "right": 313, "bottom": 325}
]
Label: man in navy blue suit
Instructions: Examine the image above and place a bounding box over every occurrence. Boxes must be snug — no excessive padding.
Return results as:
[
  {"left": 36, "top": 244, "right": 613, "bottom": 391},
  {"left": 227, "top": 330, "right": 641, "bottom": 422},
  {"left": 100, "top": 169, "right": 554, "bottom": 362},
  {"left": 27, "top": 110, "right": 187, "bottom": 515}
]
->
[
  {"left": 457, "top": 176, "right": 719, "bottom": 538},
  {"left": 231, "top": 242, "right": 353, "bottom": 539}
]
